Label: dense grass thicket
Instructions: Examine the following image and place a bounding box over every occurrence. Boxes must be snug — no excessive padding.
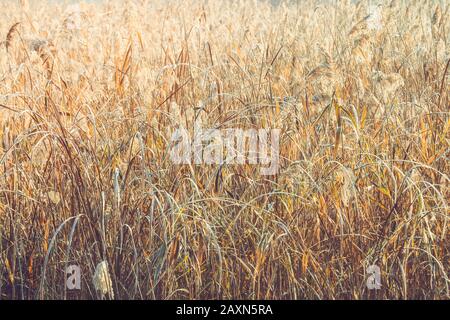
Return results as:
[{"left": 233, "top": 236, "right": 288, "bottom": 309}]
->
[{"left": 0, "top": 0, "right": 448, "bottom": 299}]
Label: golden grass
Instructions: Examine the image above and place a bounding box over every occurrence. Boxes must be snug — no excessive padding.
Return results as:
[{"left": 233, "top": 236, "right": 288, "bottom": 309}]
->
[{"left": 0, "top": 0, "right": 448, "bottom": 299}]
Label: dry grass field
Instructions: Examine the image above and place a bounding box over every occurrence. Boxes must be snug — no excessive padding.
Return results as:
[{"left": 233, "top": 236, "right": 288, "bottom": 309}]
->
[{"left": 0, "top": 0, "right": 448, "bottom": 299}]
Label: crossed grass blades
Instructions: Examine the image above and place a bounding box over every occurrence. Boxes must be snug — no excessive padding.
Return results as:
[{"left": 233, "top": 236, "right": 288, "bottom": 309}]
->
[{"left": 0, "top": 0, "right": 448, "bottom": 299}]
